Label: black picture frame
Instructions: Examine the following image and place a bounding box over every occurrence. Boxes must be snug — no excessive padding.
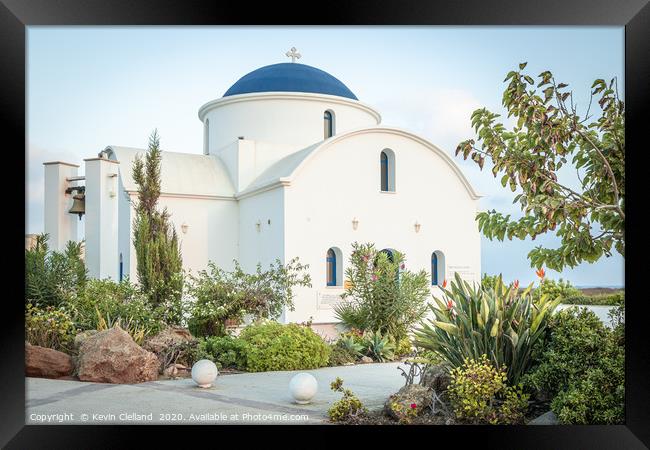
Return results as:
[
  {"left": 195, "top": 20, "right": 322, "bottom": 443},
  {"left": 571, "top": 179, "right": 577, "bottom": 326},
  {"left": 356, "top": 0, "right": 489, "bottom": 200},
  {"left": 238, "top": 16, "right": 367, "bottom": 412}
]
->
[{"left": 2, "top": 0, "right": 648, "bottom": 447}]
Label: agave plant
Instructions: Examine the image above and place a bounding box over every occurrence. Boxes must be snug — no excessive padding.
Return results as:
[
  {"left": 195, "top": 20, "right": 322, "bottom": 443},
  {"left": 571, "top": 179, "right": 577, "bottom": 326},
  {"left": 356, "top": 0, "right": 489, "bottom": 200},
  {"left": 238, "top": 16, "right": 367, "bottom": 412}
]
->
[
  {"left": 337, "top": 335, "right": 364, "bottom": 356},
  {"left": 362, "top": 330, "right": 395, "bottom": 362},
  {"left": 413, "top": 272, "right": 561, "bottom": 385}
]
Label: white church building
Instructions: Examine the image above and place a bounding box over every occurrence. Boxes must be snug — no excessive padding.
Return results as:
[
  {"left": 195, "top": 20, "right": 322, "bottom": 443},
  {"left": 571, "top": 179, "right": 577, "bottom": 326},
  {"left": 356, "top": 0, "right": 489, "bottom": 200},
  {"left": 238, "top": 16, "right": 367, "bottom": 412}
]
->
[{"left": 43, "top": 51, "right": 482, "bottom": 333}]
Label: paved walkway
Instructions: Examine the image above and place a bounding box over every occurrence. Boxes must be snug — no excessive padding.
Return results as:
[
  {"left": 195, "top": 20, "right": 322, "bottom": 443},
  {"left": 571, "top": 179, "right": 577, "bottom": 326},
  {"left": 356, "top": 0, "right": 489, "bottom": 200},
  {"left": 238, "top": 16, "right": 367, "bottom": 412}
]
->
[{"left": 26, "top": 362, "right": 407, "bottom": 425}]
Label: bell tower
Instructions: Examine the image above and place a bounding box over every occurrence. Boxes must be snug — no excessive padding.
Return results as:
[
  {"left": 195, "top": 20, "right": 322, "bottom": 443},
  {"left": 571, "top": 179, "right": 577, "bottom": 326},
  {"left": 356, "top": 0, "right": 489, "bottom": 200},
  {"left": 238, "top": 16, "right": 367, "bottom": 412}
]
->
[{"left": 43, "top": 161, "right": 80, "bottom": 250}]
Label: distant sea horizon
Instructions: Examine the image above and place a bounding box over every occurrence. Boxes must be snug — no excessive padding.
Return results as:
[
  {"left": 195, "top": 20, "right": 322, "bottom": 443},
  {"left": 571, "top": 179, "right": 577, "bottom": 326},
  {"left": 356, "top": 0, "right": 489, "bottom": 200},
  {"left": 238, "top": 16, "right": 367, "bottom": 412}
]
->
[{"left": 574, "top": 285, "right": 624, "bottom": 289}]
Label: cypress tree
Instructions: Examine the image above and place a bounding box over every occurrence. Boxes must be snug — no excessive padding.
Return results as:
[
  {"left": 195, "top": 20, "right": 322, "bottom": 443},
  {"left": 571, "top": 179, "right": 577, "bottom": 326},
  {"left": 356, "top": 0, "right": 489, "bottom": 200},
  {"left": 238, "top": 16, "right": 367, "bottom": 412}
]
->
[{"left": 132, "top": 130, "right": 183, "bottom": 308}]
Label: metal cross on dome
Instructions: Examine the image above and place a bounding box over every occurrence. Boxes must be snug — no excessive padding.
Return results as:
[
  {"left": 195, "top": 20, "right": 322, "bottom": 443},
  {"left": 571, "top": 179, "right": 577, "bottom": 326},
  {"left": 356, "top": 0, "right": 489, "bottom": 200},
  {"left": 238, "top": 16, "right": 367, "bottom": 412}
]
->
[{"left": 286, "top": 47, "right": 301, "bottom": 63}]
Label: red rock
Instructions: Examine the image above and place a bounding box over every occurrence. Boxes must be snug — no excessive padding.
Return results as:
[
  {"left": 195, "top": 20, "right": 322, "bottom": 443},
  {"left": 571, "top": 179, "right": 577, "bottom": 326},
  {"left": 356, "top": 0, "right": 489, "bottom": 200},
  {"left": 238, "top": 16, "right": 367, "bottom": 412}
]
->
[
  {"left": 142, "top": 326, "right": 193, "bottom": 355},
  {"left": 77, "top": 326, "right": 160, "bottom": 384},
  {"left": 25, "top": 343, "right": 74, "bottom": 379}
]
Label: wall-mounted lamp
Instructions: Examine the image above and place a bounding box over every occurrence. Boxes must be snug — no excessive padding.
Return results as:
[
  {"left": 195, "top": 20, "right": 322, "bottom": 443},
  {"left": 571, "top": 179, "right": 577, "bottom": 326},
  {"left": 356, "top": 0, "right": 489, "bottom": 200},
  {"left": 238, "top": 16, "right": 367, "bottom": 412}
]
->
[
  {"left": 181, "top": 222, "right": 189, "bottom": 234},
  {"left": 414, "top": 221, "right": 421, "bottom": 233},
  {"left": 352, "top": 217, "right": 359, "bottom": 231}
]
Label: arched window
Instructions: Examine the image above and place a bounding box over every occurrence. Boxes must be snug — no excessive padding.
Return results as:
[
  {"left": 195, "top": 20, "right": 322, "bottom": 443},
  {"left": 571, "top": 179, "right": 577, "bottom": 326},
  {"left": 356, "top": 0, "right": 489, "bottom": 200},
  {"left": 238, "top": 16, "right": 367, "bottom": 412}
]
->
[
  {"left": 326, "top": 248, "right": 337, "bottom": 286},
  {"left": 119, "top": 253, "right": 123, "bottom": 282},
  {"left": 380, "top": 149, "right": 395, "bottom": 192},
  {"left": 380, "top": 248, "right": 394, "bottom": 263},
  {"left": 324, "top": 110, "right": 334, "bottom": 139},
  {"left": 431, "top": 250, "right": 445, "bottom": 286},
  {"left": 380, "top": 152, "right": 389, "bottom": 191}
]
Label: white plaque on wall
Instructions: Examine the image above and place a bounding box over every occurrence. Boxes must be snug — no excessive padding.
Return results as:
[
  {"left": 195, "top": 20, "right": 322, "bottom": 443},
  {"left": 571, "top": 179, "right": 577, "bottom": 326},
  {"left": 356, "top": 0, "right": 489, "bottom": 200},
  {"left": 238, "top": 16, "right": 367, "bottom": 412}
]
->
[{"left": 316, "top": 290, "right": 344, "bottom": 310}]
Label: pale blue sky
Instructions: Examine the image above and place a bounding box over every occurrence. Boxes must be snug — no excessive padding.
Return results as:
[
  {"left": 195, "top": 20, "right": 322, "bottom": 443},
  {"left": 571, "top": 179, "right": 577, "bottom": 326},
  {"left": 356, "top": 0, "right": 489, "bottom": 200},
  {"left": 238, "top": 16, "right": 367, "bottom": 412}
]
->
[{"left": 26, "top": 26, "right": 625, "bottom": 287}]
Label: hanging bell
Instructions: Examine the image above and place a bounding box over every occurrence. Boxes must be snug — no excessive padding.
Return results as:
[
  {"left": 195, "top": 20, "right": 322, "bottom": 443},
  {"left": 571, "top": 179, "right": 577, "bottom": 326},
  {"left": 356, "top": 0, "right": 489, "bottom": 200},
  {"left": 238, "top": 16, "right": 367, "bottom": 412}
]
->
[{"left": 69, "top": 193, "right": 85, "bottom": 220}]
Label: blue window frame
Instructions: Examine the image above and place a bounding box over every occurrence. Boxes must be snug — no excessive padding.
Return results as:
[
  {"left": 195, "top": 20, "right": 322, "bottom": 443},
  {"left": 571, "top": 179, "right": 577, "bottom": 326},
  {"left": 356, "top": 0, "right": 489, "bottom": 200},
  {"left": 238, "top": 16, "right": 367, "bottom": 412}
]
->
[
  {"left": 326, "top": 248, "right": 337, "bottom": 286},
  {"left": 380, "top": 151, "right": 389, "bottom": 191},
  {"left": 431, "top": 253, "right": 438, "bottom": 285},
  {"left": 324, "top": 111, "right": 333, "bottom": 139}
]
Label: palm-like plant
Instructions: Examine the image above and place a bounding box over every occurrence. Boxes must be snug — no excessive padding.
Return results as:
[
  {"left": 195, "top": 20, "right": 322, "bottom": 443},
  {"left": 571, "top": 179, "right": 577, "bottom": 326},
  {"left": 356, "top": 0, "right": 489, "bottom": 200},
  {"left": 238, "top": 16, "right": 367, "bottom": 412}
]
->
[{"left": 413, "top": 272, "right": 560, "bottom": 385}]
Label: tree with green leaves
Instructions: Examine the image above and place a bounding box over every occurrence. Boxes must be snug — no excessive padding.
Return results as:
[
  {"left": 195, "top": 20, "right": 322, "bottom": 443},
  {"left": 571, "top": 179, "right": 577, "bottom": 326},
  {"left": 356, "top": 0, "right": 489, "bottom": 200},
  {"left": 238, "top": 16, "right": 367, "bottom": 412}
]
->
[
  {"left": 132, "top": 130, "right": 183, "bottom": 312},
  {"left": 456, "top": 62, "right": 624, "bottom": 271}
]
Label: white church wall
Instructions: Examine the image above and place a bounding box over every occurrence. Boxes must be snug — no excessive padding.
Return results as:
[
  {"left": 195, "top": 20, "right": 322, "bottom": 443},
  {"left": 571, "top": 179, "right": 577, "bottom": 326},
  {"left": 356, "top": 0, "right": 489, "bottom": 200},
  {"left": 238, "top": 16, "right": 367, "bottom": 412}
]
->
[
  {"left": 200, "top": 92, "right": 380, "bottom": 157},
  {"left": 283, "top": 129, "right": 481, "bottom": 325},
  {"left": 155, "top": 195, "right": 239, "bottom": 276},
  {"left": 117, "top": 184, "right": 132, "bottom": 282},
  {"left": 84, "top": 158, "right": 120, "bottom": 280},
  {"left": 238, "top": 187, "right": 285, "bottom": 274},
  {"left": 215, "top": 139, "right": 297, "bottom": 192}
]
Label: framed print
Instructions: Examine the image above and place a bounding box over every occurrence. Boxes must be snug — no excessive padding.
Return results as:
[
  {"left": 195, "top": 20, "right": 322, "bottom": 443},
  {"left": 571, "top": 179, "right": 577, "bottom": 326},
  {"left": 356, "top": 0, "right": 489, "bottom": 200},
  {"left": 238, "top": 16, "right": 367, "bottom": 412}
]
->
[{"left": 2, "top": 0, "right": 649, "bottom": 447}]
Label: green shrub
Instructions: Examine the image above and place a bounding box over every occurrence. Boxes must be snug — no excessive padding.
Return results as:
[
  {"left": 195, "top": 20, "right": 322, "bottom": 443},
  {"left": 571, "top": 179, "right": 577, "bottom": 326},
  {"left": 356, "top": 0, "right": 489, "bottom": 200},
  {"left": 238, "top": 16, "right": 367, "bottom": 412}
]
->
[
  {"left": 334, "top": 242, "right": 429, "bottom": 341},
  {"left": 414, "top": 272, "right": 560, "bottom": 385},
  {"left": 562, "top": 292, "right": 624, "bottom": 306},
  {"left": 361, "top": 330, "right": 395, "bottom": 362},
  {"left": 525, "top": 307, "right": 624, "bottom": 424},
  {"left": 157, "top": 340, "right": 207, "bottom": 369},
  {"left": 393, "top": 336, "right": 413, "bottom": 358},
  {"left": 448, "top": 355, "right": 529, "bottom": 425},
  {"left": 67, "top": 279, "right": 165, "bottom": 339},
  {"left": 25, "top": 304, "right": 76, "bottom": 352},
  {"left": 239, "top": 321, "right": 331, "bottom": 372},
  {"left": 198, "top": 335, "right": 248, "bottom": 370},
  {"left": 187, "top": 258, "right": 311, "bottom": 337},
  {"left": 25, "top": 234, "right": 87, "bottom": 307},
  {"left": 328, "top": 345, "right": 358, "bottom": 366},
  {"left": 533, "top": 278, "right": 581, "bottom": 302},
  {"left": 481, "top": 273, "right": 509, "bottom": 292},
  {"left": 328, "top": 377, "right": 367, "bottom": 422}
]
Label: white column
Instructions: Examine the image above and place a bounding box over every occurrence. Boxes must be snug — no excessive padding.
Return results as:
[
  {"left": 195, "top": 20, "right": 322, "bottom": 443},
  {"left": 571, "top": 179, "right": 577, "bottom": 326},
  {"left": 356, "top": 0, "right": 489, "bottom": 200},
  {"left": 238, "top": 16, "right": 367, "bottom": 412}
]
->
[
  {"left": 43, "top": 161, "right": 79, "bottom": 251},
  {"left": 84, "top": 157, "right": 120, "bottom": 279}
]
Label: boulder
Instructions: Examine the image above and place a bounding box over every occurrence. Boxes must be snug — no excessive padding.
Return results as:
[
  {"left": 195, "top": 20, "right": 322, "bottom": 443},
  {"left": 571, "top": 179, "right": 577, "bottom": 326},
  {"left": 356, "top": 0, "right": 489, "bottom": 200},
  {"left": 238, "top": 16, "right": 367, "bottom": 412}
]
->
[
  {"left": 77, "top": 326, "right": 160, "bottom": 383},
  {"left": 25, "top": 343, "right": 74, "bottom": 379},
  {"left": 360, "top": 356, "right": 374, "bottom": 364},
  {"left": 420, "top": 365, "right": 451, "bottom": 392},
  {"left": 163, "top": 363, "right": 189, "bottom": 378},
  {"left": 384, "top": 384, "right": 433, "bottom": 422},
  {"left": 528, "top": 410, "right": 559, "bottom": 425},
  {"left": 25, "top": 343, "right": 74, "bottom": 378},
  {"left": 74, "top": 330, "right": 98, "bottom": 351},
  {"left": 142, "top": 326, "right": 193, "bottom": 355}
]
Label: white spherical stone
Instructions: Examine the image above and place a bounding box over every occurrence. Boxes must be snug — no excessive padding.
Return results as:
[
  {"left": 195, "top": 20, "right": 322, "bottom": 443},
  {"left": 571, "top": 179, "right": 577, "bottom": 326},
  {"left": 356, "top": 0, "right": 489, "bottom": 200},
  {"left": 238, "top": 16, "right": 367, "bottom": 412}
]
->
[
  {"left": 289, "top": 372, "right": 318, "bottom": 404},
  {"left": 191, "top": 359, "right": 218, "bottom": 388}
]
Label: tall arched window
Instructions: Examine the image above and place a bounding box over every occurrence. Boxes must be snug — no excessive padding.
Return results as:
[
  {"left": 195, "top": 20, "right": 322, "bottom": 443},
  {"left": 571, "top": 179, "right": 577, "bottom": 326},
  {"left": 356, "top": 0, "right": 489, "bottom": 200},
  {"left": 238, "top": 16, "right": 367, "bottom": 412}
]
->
[
  {"left": 324, "top": 110, "right": 334, "bottom": 139},
  {"left": 380, "top": 149, "right": 395, "bottom": 192},
  {"left": 119, "top": 253, "right": 123, "bottom": 282},
  {"left": 380, "top": 151, "right": 389, "bottom": 191},
  {"left": 431, "top": 250, "right": 445, "bottom": 286},
  {"left": 326, "top": 248, "right": 337, "bottom": 286}
]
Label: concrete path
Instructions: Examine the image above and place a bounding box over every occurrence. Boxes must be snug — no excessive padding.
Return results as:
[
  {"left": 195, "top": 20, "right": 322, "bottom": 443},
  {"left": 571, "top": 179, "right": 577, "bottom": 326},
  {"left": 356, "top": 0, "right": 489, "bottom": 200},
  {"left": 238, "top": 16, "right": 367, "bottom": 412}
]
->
[{"left": 26, "top": 362, "right": 407, "bottom": 425}]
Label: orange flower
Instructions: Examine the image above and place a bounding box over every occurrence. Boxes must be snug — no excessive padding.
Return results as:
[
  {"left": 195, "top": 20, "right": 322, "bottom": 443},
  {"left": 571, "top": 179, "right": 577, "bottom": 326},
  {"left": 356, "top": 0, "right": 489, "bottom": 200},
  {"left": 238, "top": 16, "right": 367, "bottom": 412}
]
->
[
  {"left": 513, "top": 279, "right": 520, "bottom": 290},
  {"left": 535, "top": 268, "right": 546, "bottom": 279},
  {"left": 442, "top": 279, "right": 448, "bottom": 289}
]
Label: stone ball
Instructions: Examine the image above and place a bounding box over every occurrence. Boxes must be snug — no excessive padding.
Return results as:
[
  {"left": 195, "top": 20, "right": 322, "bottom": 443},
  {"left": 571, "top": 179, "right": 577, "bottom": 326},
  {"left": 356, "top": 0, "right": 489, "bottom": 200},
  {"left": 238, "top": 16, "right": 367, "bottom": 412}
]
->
[
  {"left": 289, "top": 372, "right": 318, "bottom": 404},
  {"left": 191, "top": 359, "right": 218, "bottom": 388}
]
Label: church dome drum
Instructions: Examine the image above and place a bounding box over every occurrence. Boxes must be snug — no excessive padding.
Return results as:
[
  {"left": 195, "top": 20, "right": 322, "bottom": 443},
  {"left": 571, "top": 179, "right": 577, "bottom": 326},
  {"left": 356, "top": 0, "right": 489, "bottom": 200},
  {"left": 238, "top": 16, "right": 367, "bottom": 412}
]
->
[{"left": 198, "top": 55, "right": 381, "bottom": 155}]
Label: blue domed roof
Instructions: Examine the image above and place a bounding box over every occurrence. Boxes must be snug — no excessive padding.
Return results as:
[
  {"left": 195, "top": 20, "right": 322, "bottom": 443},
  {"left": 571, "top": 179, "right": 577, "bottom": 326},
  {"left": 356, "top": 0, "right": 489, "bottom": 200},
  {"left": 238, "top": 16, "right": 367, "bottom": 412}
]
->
[{"left": 223, "top": 63, "right": 358, "bottom": 100}]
